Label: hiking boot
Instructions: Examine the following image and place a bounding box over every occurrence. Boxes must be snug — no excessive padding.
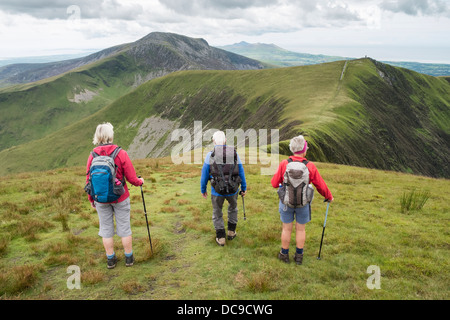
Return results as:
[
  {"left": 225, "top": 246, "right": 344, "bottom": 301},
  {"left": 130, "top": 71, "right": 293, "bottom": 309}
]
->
[
  {"left": 216, "top": 237, "right": 226, "bottom": 246},
  {"left": 107, "top": 255, "right": 118, "bottom": 269},
  {"left": 277, "top": 251, "right": 290, "bottom": 263},
  {"left": 227, "top": 230, "right": 236, "bottom": 240},
  {"left": 125, "top": 254, "right": 135, "bottom": 267},
  {"left": 215, "top": 229, "right": 226, "bottom": 246},
  {"left": 294, "top": 252, "right": 303, "bottom": 265}
]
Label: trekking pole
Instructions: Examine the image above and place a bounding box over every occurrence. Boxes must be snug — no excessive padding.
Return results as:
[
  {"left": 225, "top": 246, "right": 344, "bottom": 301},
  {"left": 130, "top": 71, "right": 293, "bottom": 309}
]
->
[
  {"left": 317, "top": 200, "right": 331, "bottom": 260},
  {"left": 138, "top": 176, "right": 153, "bottom": 255},
  {"left": 239, "top": 190, "right": 246, "bottom": 221}
]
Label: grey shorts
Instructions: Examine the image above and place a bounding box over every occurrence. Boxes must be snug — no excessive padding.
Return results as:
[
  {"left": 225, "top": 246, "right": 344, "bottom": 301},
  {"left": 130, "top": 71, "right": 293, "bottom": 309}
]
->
[{"left": 95, "top": 197, "right": 131, "bottom": 238}]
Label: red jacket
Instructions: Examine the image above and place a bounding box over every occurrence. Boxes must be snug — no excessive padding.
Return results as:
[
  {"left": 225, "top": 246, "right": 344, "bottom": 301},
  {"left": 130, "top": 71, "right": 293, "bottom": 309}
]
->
[
  {"left": 86, "top": 144, "right": 142, "bottom": 204},
  {"left": 271, "top": 155, "right": 333, "bottom": 201}
]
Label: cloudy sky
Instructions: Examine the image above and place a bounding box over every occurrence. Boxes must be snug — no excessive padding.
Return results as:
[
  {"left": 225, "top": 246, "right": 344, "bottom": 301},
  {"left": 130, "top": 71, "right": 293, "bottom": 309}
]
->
[{"left": 0, "top": 0, "right": 449, "bottom": 63}]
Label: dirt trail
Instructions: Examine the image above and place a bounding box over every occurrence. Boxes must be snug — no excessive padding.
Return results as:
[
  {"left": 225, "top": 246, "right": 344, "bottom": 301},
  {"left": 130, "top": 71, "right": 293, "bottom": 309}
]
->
[{"left": 340, "top": 60, "right": 348, "bottom": 81}]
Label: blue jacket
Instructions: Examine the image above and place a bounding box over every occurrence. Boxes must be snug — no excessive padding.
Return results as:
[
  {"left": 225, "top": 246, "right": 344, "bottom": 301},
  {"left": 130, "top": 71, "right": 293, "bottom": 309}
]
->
[{"left": 200, "top": 146, "right": 247, "bottom": 197}]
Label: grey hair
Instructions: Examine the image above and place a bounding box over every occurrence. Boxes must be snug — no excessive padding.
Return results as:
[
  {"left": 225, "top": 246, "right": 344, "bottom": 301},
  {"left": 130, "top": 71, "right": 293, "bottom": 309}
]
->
[
  {"left": 92, "top": 122, "right": 114, "bottom": 145},
  {"left": 289, "top": 135, "right": 306, "bottom": 154},
  {"left": 212, "top": 130, "right": 226, "bottom": 145}
]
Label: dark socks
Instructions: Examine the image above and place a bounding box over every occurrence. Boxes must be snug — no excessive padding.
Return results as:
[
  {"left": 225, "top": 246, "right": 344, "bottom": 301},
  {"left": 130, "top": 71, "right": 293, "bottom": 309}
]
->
[{"left": 281, "top": 248, "right": 303, "bottom": 255}]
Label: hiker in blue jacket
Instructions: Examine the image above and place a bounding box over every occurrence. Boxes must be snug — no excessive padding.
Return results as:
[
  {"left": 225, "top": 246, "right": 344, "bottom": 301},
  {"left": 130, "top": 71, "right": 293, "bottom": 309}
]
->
[{"left": 201, "top": 131, "right": 247, "bottom": 246}]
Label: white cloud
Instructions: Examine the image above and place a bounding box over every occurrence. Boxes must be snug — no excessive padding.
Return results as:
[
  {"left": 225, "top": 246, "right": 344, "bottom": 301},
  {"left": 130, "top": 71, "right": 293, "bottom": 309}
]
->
[
  {"left": 0, "top": 0, "right": 449, "bottom": 63},
  {"left": 0, "top": 0, "right": 145, "bottom": 20},
  {"left": 380, "top": 0, "right": 450, "bottom": 17}
]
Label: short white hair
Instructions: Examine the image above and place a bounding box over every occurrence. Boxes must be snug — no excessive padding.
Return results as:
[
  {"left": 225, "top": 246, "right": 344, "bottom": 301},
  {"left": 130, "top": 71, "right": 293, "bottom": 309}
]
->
[
  {"left": 212, "top": 131, "right": 226, "bottom": 145},
  {"left": 289, "top": 135, "right": 307, "bottom": 154},
  {"left": 93, "top": 122, "right": 114, "bottom": 145}
]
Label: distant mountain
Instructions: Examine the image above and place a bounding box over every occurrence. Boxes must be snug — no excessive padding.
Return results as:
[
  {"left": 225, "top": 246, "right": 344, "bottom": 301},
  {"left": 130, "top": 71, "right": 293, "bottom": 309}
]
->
[
  {"left": 0, "top": 32, "right": 264, "bottom": 151},
  {"left": 379, "top": 60, "right": 450, "bottom": 77},
  {"left": 0, "top": 33, "right": 264, "bottom": 88},
  {"left": 0, "top": 52, "right": 98, "bottom": 67},
  {"left": 1, "top": 58, "right": 448, "bottom": 178},
  {"left": 217, "top": 41, "right": 351, "bottom": 67},
  {"left": 0, "top": 45, "right": 127, "bottom": 88},
  {"left": 219, "top": 41, "right": 450, "bottom": 76}
]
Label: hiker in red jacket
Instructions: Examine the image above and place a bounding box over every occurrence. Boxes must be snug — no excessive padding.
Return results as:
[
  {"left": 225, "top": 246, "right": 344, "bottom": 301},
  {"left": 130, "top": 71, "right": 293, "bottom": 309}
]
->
[
  {"left": 271, "top": 135, "right": 333, "bottom": 265},
  {"left": 85, "top": 122, "right": 144, "bottom": 269}
]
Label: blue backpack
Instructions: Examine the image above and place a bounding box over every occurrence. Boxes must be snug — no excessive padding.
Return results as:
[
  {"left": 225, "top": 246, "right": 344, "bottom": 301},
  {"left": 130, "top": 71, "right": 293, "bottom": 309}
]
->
[{"left": 85, "top": 147, "right": 125, "bottom": 203}]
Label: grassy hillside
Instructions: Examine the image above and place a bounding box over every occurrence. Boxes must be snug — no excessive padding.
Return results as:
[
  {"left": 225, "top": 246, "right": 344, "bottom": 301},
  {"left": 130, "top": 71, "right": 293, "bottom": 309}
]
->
[
  {"left": 0, "top": 58, "right": 448, "bottom": 179},
  {"left": 0, "top": 52, "right": 144, "bottom": 151},
  {"left": 0, "top": 156, "right": 448, "bottom": 299},
  {"left": 301, "top": 59, "right": 450, "bottom": 178},
  {"left": 0, "top": 60, "right": 346, "bottom": 174}
]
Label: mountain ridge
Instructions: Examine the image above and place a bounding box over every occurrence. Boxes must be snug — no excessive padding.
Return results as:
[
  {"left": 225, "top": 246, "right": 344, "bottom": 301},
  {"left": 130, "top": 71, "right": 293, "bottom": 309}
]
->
[{"left": 0, "top": 58, "right": 448, "bottom": 178}]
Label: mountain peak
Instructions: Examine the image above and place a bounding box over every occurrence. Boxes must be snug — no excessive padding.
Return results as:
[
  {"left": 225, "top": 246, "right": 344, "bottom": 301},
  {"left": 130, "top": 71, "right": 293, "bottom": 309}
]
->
[
  {"left": 137, "top": 31, "right": 210, "bottom": 47},
  {"left": 127, "top": 32, "right": 264, "bottom": 71}
]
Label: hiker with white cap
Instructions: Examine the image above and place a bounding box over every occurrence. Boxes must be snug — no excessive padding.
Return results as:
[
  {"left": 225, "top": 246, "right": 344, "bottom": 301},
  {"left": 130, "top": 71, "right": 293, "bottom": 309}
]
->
[
  {"left": 200, "top": 131, "right": 247, "bottom": 246},
  {"left": 271, "top": 135, "right": 333, "bottom": 264}
]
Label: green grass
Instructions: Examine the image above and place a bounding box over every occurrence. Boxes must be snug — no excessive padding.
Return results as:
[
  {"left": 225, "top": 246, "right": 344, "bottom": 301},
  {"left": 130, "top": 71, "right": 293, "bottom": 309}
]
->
[
  {"left": 0, "top": 156, "right": 448, "bottom": 299},
  {"left": 0, "top": 52, "right": 150, "bottom": 152},
  {"left": 400, "top": 189, "right": 431, "bottom": 214}
]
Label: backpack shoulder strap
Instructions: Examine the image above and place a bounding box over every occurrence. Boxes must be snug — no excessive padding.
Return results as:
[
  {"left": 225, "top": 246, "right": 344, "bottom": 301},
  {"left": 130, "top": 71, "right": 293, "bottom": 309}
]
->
[
  {"left": 109, "top": 147, "right": 122, "bottom": 159},
  {"left": 287, "top": 158, "right": 309, "bottom": 165},
  {"left": 91, "top": 151, "right": 99, "bottom": 158}
]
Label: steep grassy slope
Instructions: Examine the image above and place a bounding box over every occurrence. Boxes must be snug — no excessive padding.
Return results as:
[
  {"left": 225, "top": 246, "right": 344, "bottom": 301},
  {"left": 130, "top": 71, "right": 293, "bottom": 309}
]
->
[
  {"left": 0, "top": 157, "right": 448, "bottom": 299},
  {"left": 0, "top": 53, "right": 143, "bottom": 151},
  {"left": 303, "top": 59, "right": 450, "bottom": 178},
  {"left": 0, "top": 60, "right": 346, "bottom": 174},
  {"left": 0, "top": 58, "right": 448, "bottom": 178}
]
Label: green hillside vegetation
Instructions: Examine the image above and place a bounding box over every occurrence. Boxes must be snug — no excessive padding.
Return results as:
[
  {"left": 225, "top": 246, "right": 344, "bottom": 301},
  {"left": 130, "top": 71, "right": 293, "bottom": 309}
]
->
[
  {"left": 0, "top": 156, "right": 448, "bottom": 299},
  {"left": 0, "top": 60, "right": 346, "bottom": 174},
  {"left": 0, "top": 52, "right": 144, "bottom": 151},
  {"left": 299, "top": 59, "right": 450, "bottom": 178},
  {"left": 0, "top": 58, "right": 449, "bottom": 178}
]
